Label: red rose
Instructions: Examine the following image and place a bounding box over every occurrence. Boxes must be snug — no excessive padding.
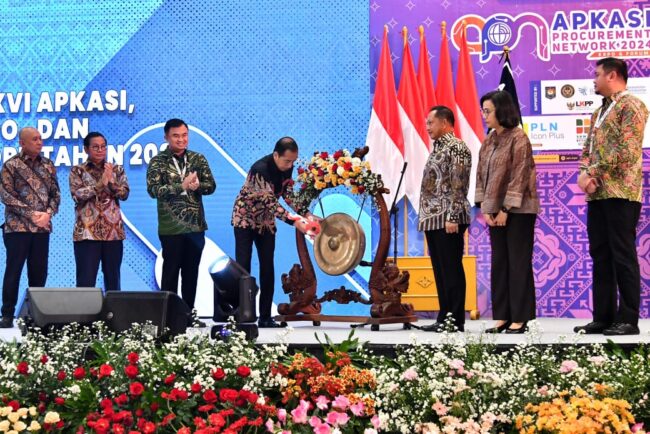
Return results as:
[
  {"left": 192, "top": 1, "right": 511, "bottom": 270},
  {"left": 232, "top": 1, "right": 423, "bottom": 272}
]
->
[
  {"left": 142, "top": 421, "right": 156, "bottom": 433},
  {"left": 114, "top": 394, "right": 129, "bottom": 406},
  {"left": 124, "top": 365, "right": 139, "bottom": 379},
  {"left": 112, "top": 423, "right": 125, "bottom": 434},
  {"left": 320, "top": 152, "right": 329, "bottom": 159},
  {"left": 73, "top": 367, "right": 86, "bottom": 379},
  {"left": 178, "top": 428, "right": 192, "bottom": 434},
  {"left": 344, "top": 162, "right": 353, "bottom": 171},
  {"left": 54, "top": 397, "right": 65, "bottom": 405},
  {"left": 212, "top": 368, "right": 226, "bottom": 381},
  {"left": 38, "top": 392, "right": 47, "bottom": 402},
  {"left": 333, "top": 150, "right": 343, "bottom": 159},
  {"left": 129, "top": 382, "right": 144, "bottom": 397},
  {"left": 94, "top": 418, "right": 110, "bottom": 432},
  {"left": 40, "top": 354, "right": 48, "bottom": 364},
  {"left": 16, "top": 361, "right": 29, "bottom": 375},
  {"left": 317, "top": 168, "right": 324, "bottom": 176},
  {"left": 358, "top": 185, "right": 365, "bottom": 194},
  {"left": 8, "top": 400, "right": 20, "bottom": 411},
  {"left": 150, "top": 402, "right": 159, "bottom": 412},
  {"left": 236, "top": 366, "right": 251, "bottom": 377},
  {"left": 127, "top": 352, "right": 139, "bottom": 365},
  {"left": 198, "top": 404, "right": 215, "bottom": 412},
  {"left": 191, "top": 382, "right": 202, "bottom": 393},
  {"left": 164, "top": 373, "right": 176, "bottom": 385},
  {"left": 219, "top": 388, "right": 238, "bottom": 402},
  {"left": 297, "top": 167, "right": 304, "bottom": 174},
  {"left": 202, "top": 389, "right": 217, "bottom": 403},
  {"left": 193, "top": 416, "right": 207, "bottom": 429},
  {"left": 98, "top": 364, "right": 114, "bottom": 378},
  {"left": 135, "top": 409, "right": 143, "bottom": 417},
  {"left": 56, "top": 370, "right": 66, "bottom": 381},
  {"left": 161, "top": 413, "right": 176, "bottom": 425},
  {"left": 100, "top": 398, "right": 113, "bottom": 409}
]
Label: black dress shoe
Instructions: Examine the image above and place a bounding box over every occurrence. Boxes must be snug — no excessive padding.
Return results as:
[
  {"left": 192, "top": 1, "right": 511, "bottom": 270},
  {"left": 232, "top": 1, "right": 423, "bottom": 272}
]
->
[
  {"left": 420, "top": 322, "right": 445, "bottom": 332},
  {"left": 573, "top": 321, "right": 610, "bottom": 334},
  {"left": 0, "top": 317, "right": 13, "bottom": 328},
  {"left": 504, "top": 322, "right": 528, "bottom": 334},
  {"left": 258, "top": 319, "right": 286, "bottom": 328},
  {"left": 603, "top": 323, "right": 640, "bottom": 336},
  {"left": 485, "top": 321, "right": 511, "bottom": 334},
  {"left": 420, "top": 322, "right": 464, "bottom": 332}
]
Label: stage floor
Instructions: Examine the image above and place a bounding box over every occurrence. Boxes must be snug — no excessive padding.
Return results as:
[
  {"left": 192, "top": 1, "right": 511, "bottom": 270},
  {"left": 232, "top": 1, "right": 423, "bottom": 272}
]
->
[{"left": 2, "top": 318, "right": 650, "bottom": 346}]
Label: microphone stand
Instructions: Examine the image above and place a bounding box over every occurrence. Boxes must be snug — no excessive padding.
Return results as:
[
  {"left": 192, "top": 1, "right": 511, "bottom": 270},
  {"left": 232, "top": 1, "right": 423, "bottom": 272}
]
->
[{"left": 389, "top": 162, "right": 408, "bottom": 264}]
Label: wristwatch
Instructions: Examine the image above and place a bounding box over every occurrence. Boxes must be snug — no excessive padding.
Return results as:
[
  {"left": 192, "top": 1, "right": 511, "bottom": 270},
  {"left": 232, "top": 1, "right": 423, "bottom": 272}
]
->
[{"left": 500, "top": 206, "right": 510, "bottom": 214}]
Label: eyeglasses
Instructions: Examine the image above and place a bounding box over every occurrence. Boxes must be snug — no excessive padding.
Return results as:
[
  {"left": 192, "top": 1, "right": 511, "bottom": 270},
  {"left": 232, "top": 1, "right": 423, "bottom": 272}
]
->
[
  {"left": 90, "top": 145, "right": 107, "bottom": 151},
  {"left": 481, "top": 108, "right": 494, "bottom": 116}
]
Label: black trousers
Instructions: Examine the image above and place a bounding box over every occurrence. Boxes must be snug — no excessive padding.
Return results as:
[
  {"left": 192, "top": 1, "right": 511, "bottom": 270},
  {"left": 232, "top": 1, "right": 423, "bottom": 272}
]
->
[
  {"left": 234, "top": 227, "right": 276, "bottom": 319},
  {"left": 489, "top": 213, "right": 537, "bottom": 323},
  {"left": 159, "top": 232, "right": 205, "bottom": 310},
  {"left": 74, "top": 240, "right": 123, "bottom": 292},
  {"left": 2, "top": 231, "right": 49, "bottom": 318},
  {"left": 587, "top": 199, "right": 641, "bottom": 325},
  {"left": 425, "top": 225, "right": 468, "bottom": 327}
]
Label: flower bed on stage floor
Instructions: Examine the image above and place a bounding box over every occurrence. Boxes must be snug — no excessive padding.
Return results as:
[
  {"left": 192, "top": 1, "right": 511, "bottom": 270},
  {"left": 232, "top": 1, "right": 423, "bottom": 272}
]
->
[{"left": 1, "top": 322, "right": 649, "bottom": 434}]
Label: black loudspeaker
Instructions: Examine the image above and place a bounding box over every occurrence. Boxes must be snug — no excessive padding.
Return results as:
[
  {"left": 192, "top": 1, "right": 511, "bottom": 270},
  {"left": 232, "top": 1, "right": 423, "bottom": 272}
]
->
[
  {"left": 102, "top": 291, "right": 190, "bottom": 338},
  {"left": 19, "top": 287, "right": 103, "bottom": 331}
]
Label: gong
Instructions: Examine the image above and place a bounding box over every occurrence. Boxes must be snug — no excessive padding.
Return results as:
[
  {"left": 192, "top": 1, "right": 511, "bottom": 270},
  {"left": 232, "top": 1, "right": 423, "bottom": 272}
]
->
[{"left": 313, "top": 213, "right": 366, "bottom": 276}]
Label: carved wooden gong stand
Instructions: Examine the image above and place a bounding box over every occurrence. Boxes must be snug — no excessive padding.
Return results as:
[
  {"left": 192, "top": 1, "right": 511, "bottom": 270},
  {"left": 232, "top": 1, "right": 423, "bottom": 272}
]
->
[{"left": 274, "top": 149, "right": 417, "bottom": 331}]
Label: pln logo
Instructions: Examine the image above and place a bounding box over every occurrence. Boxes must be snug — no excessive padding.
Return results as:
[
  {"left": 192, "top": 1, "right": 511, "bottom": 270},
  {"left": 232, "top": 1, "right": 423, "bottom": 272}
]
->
[{"left": 452, "top": 12, "right": 550, "bottom": 63}]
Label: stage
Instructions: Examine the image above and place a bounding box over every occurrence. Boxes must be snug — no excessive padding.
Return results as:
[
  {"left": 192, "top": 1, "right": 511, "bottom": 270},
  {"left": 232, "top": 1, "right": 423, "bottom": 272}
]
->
[{"left": 2, "top": 318, "right": 649, "bottom": 348}]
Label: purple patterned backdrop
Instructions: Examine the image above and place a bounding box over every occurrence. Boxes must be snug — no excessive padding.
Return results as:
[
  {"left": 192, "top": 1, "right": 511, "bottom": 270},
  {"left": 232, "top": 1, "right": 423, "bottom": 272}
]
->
[{"left": 369, "top": 1, "right": 650, "bottom": 318}]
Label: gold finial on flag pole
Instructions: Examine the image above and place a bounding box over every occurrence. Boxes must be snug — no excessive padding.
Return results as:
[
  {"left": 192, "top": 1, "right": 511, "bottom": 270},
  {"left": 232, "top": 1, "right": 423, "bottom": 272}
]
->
[
  {"left": 384, "top": 24, "right": 389, "bottom": 33},
  {"left": 419, "top": 24, "right": 424, "bottom": 40},
  {"left": 462, "top": 19, "right": 467, "bottom": 37},
  {"left": 402, "top": 26, "right": 408, "bottom": 45},
  {"left": 441, "top": 21, "right": 447, "bottom": 37}
]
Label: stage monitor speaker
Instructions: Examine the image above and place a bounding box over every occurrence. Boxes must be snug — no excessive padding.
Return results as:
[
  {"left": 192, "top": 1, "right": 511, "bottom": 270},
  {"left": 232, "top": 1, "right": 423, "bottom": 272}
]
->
[
  {"left": 20, "top": 287, "right": 103, "bottom": 330},
  {"left": 102, "top": 291, "right": 190, "bottom": 338}
]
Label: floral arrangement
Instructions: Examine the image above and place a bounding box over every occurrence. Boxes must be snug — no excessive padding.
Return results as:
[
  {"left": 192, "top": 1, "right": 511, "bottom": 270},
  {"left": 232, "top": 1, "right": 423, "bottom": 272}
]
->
[
  {"left": 1, "top": 321, "right": 650, "bottom": 433},
  {"left": 266, "top": 350, "right": 379, "bottom": 433},
  {"left": 515, "top": 386, "right": 643, "bottom": 434},
  {"left": 291, "top": 149, "right": 384, "bottom": 213}
]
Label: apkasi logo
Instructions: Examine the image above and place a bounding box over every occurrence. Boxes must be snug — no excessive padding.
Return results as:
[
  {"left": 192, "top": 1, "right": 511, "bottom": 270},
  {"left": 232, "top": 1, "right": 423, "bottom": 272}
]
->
[
  {"left": 453, "top": 7, "right": 650, "bottom": 62},
  {"left": 451, "top": 12, "right": 550, "bottom": 63}
]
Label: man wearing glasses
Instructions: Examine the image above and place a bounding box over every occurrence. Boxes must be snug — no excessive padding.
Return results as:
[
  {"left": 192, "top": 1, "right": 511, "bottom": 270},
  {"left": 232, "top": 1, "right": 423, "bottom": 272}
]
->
[
  {"left": 69, "top": 132, "right": 129, "bottom": 292},
  {"left": 0, "top": 127, "right": 60, "bottom": 328}
]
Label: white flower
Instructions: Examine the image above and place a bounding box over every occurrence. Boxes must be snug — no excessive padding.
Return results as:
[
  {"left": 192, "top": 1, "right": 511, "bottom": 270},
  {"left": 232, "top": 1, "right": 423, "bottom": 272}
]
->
[{"left": 43, "top": 412, "right": 60, "bottom": 424}]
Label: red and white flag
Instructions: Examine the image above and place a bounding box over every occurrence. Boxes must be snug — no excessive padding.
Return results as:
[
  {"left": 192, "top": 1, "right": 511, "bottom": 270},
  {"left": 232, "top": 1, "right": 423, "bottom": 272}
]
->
[
  {"left": 455, "top": 23, "right": 485, "bottom": 203},
  {"left": 365, "top": 26, "right": 405, "bottom": 209},
  {"left": 435, "top": 23, "right": 461, "bottom": 138},
  {"left": 417, "top": 25, "right": 437, "bottom": 118},
  {"left": 397, "top": 27, "right": 430, "bottom": 214}
]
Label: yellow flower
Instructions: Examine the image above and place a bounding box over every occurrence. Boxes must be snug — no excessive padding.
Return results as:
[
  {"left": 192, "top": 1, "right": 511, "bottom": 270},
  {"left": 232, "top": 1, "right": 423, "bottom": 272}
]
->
[
  {"left": 0, "top": 420, "right": 11, "bottom": 431},
  {"left": 7, "top": 413, "right": 19, "bottom": 423},
  {"left": 28, "top": 420, "right": 41, "bottom": 431},
  {"left": 12, "top": 421, "right": 26, "bottom": 432},
  {"left": 43, "top": 413, "right": 60, "bottom": 424}
]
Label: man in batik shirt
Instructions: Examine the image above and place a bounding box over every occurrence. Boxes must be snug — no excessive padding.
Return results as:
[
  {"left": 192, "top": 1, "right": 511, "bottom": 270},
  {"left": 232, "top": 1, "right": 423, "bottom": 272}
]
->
[
  {"left": 417, "top": 106, "right": 471, "bottom": 333},
  {"left": 575, "top": 57, "right": 649, "bottom": 336},
  {"left": 70, "top": 132, "right": 129, "bottom": 293},
  {"left": 231, "top": 137, "right": 311, "bottom": 328},
  {"left": 147, "top": 118, "right": 216, "bottom": 317},
  {"left": 0, "top": 127, "right": 60, "bottom": 328}
]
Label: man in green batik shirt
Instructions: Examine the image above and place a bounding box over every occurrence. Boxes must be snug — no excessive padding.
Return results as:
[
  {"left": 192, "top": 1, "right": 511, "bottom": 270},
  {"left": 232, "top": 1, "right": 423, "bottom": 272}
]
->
[
  {"left": 575, "top": 58, "right": 649, "bottom": 336},
  {"left": 146, "top": 118, "right": 216, "bottom": 318}
]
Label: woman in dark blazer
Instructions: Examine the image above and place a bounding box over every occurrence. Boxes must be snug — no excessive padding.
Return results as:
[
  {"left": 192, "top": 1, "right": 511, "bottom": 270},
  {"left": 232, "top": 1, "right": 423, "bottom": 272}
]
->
[{"left": 475, "top": 90, "right": 540, "bottom": 334}]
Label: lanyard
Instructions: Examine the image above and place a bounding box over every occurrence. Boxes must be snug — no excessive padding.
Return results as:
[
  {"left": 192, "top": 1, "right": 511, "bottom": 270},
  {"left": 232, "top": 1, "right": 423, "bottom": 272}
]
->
[
  {"left": 171, "top": 154, "right": 187, "bottom": 179},
  {"left": 589, "top": 90, "right": 628, "bottom": 153}
]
